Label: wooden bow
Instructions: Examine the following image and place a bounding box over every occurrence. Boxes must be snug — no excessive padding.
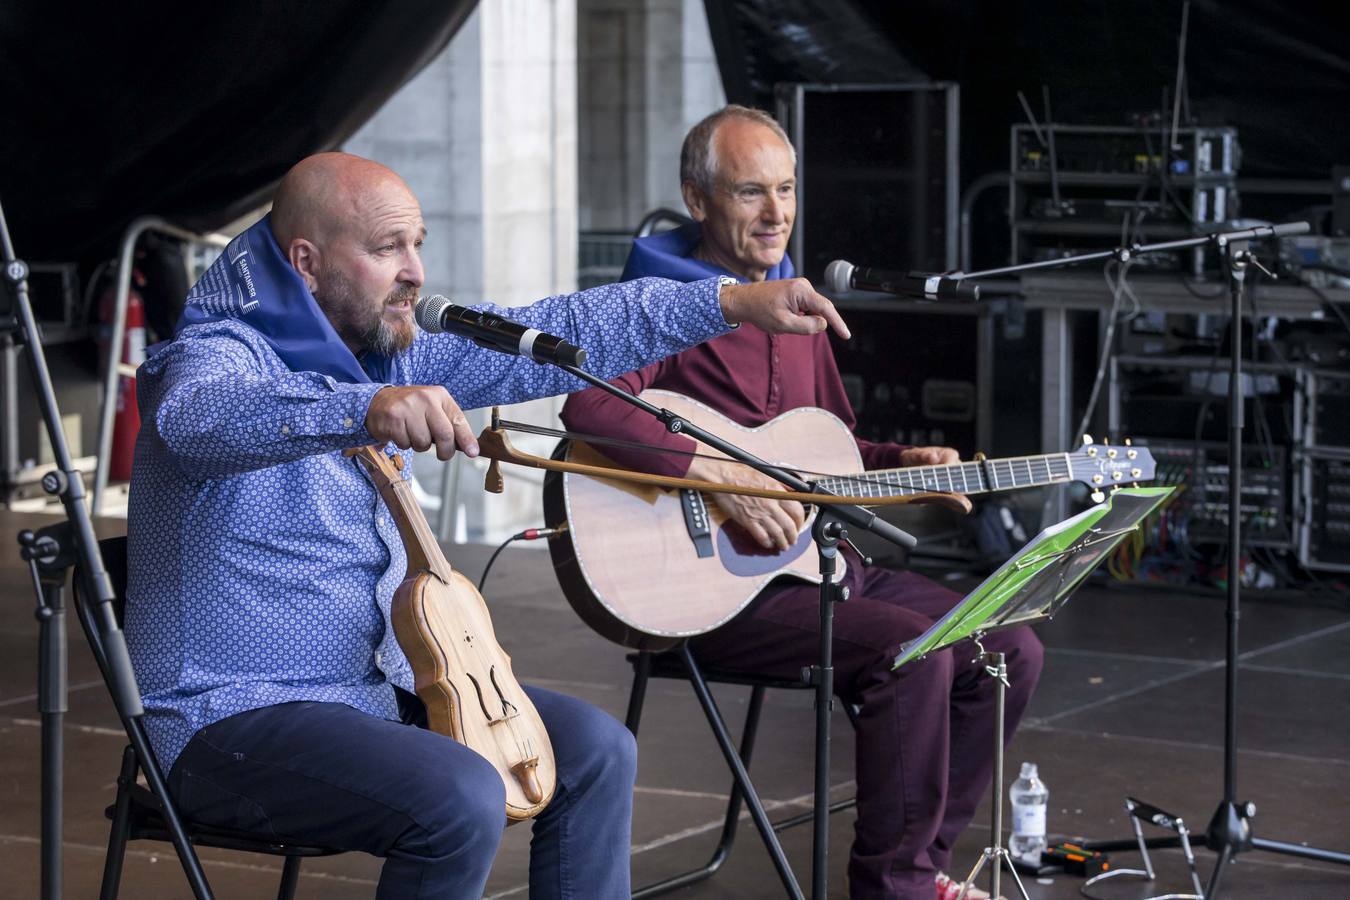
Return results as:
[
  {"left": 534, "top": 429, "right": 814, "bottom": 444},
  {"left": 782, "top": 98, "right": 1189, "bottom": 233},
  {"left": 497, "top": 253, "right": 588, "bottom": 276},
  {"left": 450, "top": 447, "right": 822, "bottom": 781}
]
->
[{"left": 475, "top": 421, "right": 973, "bottom": 513}]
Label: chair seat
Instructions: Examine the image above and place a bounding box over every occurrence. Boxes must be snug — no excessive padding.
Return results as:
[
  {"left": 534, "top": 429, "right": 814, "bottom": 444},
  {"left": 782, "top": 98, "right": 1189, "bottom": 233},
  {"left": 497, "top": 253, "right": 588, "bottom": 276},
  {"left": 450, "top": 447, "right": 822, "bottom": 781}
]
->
[
  {"left": 630, "top": 650, "right": 812, "bottom": 691},
  {"left": 109, "top": 782, "right": 343, "bottom": 858}
]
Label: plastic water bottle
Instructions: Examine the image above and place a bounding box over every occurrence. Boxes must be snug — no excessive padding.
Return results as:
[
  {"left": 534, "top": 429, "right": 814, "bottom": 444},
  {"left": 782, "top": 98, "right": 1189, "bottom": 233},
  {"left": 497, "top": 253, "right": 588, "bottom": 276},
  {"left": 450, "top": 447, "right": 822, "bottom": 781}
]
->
[{"left": 1009, "top": 761, "right": 1048, "bottom": 862}]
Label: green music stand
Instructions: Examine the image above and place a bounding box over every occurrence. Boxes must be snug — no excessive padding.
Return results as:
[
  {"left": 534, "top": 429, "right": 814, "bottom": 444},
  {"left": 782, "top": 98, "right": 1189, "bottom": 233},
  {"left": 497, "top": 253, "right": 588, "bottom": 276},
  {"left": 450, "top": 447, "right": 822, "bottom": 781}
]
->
[{"left": 892, "top": 486, "right": 1177, "bottom": 900}]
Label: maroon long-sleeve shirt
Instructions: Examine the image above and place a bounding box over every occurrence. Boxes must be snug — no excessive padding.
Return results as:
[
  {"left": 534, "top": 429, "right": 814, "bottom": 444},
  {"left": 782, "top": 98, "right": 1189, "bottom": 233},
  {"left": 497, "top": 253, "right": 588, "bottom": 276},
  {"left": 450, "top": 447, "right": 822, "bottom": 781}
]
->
[{"left": 560, "top": 323, "right": 907, "bottom": 477}]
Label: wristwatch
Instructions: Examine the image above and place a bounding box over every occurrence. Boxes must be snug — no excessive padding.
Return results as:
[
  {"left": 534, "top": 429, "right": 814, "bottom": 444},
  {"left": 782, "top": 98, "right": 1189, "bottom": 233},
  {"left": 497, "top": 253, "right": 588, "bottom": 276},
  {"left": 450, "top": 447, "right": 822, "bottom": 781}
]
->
[{"left": 716, "top": 275, "right": 741, "bottom": 328}]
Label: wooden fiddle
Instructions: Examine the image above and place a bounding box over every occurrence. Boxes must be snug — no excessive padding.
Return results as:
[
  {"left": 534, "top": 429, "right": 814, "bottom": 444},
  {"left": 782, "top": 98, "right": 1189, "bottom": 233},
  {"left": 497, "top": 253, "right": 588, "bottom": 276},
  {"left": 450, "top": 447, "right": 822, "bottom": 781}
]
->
[{"left": 349, "top": 445, "right": 555, "bottom": 822}]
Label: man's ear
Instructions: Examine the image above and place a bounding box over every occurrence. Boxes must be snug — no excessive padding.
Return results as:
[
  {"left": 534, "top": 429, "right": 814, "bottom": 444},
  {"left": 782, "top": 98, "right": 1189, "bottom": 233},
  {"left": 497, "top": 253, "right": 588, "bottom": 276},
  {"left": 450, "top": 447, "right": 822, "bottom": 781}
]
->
[
  {"left": 681, "top": 181, "right": 708, "bottom": 223},
  {"left": 287, "top": 239, "right": 322, "bottom": 293}
]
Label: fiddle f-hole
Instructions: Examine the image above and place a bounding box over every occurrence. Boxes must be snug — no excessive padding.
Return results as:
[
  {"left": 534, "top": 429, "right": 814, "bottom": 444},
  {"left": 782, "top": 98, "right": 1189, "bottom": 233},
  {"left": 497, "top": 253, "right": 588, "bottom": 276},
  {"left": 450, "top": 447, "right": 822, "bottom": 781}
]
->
[{"left": 464, "top": 671, "right": 497, "bottom": 722}]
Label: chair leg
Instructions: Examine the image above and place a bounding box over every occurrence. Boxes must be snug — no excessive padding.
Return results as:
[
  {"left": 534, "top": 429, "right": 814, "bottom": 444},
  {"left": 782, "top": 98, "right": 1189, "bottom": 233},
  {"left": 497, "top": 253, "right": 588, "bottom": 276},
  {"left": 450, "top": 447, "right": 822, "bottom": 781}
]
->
[
  {"left": 625, "top": 651, "right": 653, "bottom": 736},
  {"left": 632, "top": 684, "right": 770, "bottom": 899},
  {"left": 99, "top": 746, "right": 138, "bottom": 900},
  {"left": 678, "top": 646, "right": 803, "bottom": 900},
  {"left": 276, "top": 855, "right": 302, "bottom": 900}
]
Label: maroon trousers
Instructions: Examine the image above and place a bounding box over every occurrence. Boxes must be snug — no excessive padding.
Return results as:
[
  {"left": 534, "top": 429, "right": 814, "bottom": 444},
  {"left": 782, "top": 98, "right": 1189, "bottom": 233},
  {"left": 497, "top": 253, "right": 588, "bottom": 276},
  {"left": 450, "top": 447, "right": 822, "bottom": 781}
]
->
[{"left": 690, "top": 558, "right": 1044, "bottom": 900}]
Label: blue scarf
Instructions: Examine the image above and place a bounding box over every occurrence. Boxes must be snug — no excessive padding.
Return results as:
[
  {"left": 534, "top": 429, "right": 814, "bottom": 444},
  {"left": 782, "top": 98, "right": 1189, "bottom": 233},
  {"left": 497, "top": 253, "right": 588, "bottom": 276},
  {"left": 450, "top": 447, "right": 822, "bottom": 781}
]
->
[
  {"left": 175, "top": 214, "right": 392, "bottom": 383},
  {"left": 620, "top": 222, "right": 795, "bottom": 284}
]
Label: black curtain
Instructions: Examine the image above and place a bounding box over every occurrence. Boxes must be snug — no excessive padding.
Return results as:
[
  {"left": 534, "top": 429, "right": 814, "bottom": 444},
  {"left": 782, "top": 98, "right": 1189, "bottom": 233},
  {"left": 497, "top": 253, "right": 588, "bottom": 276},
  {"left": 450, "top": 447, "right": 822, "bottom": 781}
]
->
[
  {"left": 704, "top": 0, "right": 1350, "bottom": 183},
  {"left": 0, "top": 2, "right": 477, "bottom": 264}
]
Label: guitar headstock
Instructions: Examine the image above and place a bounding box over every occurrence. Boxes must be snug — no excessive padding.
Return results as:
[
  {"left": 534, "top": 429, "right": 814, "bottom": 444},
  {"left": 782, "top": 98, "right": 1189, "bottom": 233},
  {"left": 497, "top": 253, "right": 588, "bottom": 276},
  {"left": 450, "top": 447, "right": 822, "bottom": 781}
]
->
[{"left": 1067, "top": 435, "right": 1157, "bottom": 501}]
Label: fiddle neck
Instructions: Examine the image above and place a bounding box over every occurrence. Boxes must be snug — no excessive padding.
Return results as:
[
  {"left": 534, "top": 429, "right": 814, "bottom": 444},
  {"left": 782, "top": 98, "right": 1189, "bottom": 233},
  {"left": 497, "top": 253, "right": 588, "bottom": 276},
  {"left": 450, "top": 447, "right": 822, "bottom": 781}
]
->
[{"left": 355, "top": 447, "right": 455, "bottom": 583}]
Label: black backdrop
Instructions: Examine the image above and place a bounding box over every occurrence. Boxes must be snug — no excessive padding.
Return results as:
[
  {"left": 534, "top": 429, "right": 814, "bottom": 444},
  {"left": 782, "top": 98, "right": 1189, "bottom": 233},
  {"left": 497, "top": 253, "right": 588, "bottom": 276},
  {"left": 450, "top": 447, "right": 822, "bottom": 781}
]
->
[
  {"left": 705, "top": 0, "right": 1350, "bottom": 185},
  {"left": 3, "top": 2, "right": 1345, "bottom": 267},
  {"left": 0, "top": 2, "right": 476, "bottom": 265}
]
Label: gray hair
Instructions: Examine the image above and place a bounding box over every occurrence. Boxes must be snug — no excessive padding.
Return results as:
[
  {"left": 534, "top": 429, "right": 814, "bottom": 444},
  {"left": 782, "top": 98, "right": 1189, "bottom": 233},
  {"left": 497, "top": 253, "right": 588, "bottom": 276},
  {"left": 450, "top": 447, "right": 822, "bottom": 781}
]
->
[{"left": 680, "top": 105, "right": 796, "bottom": 194}]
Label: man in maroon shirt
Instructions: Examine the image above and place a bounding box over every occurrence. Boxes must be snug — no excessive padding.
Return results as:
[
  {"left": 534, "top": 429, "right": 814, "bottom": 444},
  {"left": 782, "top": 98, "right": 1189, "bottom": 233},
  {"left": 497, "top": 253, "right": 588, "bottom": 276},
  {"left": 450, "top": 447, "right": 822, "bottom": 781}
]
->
[{"left": 562, "top": 106, "right": 1043, "bottom": 900}]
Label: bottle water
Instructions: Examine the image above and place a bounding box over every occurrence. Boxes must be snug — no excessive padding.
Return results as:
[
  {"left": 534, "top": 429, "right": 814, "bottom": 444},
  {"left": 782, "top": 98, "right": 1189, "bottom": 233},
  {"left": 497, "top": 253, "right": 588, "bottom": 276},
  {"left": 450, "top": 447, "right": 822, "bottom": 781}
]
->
[{"left": 1009, "top": 761, "right": 1048, "bottom": 862}]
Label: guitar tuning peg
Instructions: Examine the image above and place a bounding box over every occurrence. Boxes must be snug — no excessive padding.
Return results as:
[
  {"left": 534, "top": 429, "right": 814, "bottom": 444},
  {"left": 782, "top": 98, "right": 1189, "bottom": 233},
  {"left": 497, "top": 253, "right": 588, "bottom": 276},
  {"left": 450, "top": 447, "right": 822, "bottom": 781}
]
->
[
  {"left": 1102, "top": 436, "right": 1111, "bottom": 445},
  {"left": 1091, "top": 489, "right": 1106, "bottom": 504},
  {"left": 974, "top": 451, "right": 987, "bottom": 462},
  {"left": 1124, "top": 437, "right": 1132, "bottom": 446},
  {"left": 1082, "top": 434, "right": 1095, "bottom": 446}
]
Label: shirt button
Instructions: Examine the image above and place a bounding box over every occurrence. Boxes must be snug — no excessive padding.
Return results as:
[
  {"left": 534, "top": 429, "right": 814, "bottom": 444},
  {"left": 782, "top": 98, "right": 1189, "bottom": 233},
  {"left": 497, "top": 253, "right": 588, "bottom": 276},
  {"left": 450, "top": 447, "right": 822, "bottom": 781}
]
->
[
  {"left": 280, "top": 424, "right": 290, "bottom": 434},
  {"left": 344, "top": 417, "right": 354, "bottom": 428},
  {"left": 377, "top": 516, "right": 385, "bottom": 526}
]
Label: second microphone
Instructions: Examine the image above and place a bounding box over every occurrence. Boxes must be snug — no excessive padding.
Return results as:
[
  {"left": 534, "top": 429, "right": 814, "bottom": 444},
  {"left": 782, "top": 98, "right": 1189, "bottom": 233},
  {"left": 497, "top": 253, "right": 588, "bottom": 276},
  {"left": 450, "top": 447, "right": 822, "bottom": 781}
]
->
[{"left": 414, "top": 294, "right": 588, "bottom": 368}]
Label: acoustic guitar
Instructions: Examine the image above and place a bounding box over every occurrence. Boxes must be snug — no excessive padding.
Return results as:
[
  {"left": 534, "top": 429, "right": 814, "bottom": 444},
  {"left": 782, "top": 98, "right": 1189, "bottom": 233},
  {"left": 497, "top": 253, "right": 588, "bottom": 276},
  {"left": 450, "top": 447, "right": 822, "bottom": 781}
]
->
[{"left": 542, "top": 390, "right": 1155, "bottom": 651}]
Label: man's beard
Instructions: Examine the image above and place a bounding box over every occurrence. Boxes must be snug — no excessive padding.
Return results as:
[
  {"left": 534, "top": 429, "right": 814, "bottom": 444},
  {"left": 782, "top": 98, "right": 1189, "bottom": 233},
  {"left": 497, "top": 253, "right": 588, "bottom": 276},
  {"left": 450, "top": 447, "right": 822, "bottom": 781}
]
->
[{"left": 316, "top": 268, "right": 417, "bottom": 356}]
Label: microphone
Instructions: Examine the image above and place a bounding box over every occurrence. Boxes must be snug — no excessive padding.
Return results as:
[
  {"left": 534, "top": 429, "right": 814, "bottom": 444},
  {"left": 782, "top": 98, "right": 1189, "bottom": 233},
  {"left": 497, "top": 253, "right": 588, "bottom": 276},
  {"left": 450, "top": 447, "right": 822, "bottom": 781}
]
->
[
  {"left": 415, "top": 294, "right": 588, "bottom": 368},
  {"left": 824, "top": 260, "right": 980, "bottom": 301}
]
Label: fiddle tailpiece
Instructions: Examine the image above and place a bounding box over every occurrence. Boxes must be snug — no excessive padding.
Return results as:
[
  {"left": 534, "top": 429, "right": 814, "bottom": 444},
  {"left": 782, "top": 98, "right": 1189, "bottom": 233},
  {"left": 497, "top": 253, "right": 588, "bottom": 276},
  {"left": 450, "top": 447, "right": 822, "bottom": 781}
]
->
[{"left": 512, "top": 756, "right": 545, "bottom": 805}]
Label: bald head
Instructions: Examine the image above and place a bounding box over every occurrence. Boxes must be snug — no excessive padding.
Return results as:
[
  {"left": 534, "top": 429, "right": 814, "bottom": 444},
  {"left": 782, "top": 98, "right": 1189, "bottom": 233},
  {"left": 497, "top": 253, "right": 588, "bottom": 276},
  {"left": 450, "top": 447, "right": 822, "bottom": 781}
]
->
[
  {"left": 269, "top": 152, "right": 427, "bottom": 357},
  {"left": 271, "top": 152, "right": 415, "bottom": 249}
]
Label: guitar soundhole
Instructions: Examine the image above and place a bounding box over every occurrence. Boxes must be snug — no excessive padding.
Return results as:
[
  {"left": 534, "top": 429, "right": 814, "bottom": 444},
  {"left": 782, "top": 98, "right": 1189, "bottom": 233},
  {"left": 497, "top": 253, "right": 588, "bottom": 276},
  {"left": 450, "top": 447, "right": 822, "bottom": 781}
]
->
[{"left": 715, "top": 523, "right": 814, "bottom": 576}]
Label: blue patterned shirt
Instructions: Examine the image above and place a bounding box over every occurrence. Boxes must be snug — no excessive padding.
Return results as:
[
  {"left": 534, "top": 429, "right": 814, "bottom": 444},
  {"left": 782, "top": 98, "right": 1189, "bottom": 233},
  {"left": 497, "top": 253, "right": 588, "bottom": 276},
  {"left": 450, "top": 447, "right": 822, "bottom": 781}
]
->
[{"left": 126, "top": 277, "right": 729, "bottom": 771}]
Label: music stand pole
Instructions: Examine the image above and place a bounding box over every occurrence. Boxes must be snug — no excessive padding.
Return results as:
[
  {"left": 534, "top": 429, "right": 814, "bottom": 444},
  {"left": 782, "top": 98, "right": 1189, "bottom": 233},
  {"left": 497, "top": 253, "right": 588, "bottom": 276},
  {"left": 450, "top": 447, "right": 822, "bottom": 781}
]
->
[
  {"left": 955, "top": 647, "right": 1031, "bottom": 900},
  {"left": 560, "top": 363, "right": 916, "bottom": 900}
]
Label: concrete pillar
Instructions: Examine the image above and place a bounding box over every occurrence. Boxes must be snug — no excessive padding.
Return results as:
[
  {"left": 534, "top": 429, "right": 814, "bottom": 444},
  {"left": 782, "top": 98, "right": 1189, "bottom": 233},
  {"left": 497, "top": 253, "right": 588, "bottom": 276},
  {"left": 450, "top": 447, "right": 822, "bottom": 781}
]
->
[
  {"left": 578, "top": 0, "right": 724, "bottom": 231},
  {"left": 346, "top": 1, "right": 578, "bottom": 543}
]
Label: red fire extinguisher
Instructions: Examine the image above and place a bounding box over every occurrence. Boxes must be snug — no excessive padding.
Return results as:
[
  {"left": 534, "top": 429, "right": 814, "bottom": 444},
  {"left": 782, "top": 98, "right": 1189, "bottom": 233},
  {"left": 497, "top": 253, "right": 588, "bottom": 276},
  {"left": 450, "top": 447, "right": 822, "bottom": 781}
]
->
[{"left": 99, "top": 271, "right": 146, "bottom": 482}]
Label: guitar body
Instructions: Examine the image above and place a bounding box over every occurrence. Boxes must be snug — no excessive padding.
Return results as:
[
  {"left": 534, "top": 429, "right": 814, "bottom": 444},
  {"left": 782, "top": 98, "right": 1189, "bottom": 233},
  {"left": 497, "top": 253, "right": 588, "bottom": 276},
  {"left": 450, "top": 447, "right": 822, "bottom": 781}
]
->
[
  {"left": 544, "top": 390, "right": 861, "bottom": 651},
  {"left": 392, "top": 570, "right": 556, "bottom": 821}
]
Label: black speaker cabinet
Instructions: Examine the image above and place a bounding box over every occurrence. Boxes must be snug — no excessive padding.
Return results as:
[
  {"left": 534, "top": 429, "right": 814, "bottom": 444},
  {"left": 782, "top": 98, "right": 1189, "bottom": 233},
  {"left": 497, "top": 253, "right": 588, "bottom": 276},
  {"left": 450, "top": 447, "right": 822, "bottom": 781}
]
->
[{"left": 775, "top": 83, "right": 959, "bottom": 283}]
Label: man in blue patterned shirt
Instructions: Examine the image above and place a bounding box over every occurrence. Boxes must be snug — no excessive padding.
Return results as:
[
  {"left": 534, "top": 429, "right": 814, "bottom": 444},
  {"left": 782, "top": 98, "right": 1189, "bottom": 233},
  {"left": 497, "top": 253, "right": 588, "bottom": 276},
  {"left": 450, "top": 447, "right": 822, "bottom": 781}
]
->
[{"left": 126, "top": 152, "right": 849, "bottom": 899}]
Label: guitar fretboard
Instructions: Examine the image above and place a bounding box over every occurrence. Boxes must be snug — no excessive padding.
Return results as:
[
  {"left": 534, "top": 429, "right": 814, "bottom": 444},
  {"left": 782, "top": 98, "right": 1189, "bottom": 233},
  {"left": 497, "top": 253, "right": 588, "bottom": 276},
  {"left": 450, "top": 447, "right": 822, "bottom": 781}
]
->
[{"left": 813, "top": 452, "right": 1073, "bottom": 499}]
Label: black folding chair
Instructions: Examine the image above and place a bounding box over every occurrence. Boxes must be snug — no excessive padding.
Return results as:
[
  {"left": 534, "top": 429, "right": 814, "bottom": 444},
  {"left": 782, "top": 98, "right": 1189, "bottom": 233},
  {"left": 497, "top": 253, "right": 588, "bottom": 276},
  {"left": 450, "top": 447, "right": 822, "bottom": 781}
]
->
[
  {"left": 625, "top": 645, "right": 860, "bottom": 899},
  {"left": 74, "top": 536, "right": 344, "bottom": 900}
]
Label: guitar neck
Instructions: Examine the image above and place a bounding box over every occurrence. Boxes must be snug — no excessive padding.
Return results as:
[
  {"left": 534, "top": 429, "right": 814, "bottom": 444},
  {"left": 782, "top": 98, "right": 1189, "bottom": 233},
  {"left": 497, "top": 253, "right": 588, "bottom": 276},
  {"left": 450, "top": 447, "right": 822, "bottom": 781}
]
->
[{"left": 812, "top": 452, "right": 1075, "bottom": 499}]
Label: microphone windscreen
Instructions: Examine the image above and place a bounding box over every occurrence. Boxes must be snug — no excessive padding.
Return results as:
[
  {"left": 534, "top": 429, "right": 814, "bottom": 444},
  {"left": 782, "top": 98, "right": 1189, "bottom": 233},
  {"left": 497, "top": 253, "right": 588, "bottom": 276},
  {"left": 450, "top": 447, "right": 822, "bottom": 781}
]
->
[
  {"left": 414, "top": 294, "right": 453, "bottom": 333},
  {"left": 823, "top": 259, "right": 854, "bottom": 294}
]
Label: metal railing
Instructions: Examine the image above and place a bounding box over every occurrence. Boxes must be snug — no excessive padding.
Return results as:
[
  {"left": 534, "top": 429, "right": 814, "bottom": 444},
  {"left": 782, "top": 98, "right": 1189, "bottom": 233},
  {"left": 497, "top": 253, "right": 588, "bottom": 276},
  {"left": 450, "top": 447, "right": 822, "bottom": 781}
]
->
[{"left": 91, "top": 217, "right": 230, "bottom": 516}]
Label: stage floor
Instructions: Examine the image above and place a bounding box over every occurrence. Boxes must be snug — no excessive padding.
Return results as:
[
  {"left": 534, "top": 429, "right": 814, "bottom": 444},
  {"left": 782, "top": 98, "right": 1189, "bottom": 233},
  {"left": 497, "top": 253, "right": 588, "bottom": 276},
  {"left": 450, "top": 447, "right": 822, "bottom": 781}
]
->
[{"left": 2, "top": 508, "right": 1348, "bottom": 898}]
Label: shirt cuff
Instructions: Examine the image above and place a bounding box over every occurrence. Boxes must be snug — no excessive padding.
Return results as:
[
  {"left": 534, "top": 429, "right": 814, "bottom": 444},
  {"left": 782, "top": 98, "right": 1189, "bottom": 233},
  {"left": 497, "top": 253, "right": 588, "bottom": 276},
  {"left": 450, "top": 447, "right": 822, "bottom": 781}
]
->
[{"left": 290, "top": 380, "right": 386, "bottom": 444}]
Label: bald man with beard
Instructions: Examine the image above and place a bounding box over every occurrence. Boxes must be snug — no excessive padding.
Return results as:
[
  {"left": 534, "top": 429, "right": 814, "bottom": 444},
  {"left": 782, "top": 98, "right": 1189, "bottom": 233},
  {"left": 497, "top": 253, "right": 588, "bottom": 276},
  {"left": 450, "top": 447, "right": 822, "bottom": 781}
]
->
[{"left": 124, "top": 152, "right": 849, "bottom": 899}]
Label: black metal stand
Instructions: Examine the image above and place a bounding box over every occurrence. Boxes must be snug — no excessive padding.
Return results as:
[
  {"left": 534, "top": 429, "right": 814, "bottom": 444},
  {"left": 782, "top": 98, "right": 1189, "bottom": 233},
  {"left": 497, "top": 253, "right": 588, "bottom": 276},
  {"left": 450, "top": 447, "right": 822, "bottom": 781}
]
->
[
  {"left": 1084, "top": 242, "right": 1350, "bottom": 895},
  {"left": 955, "top": 647, "right": 1031, "bottom": 900},
  {"left": 19, "top": 526, "right": 70, "bottom": 900},
  {"left": 946, "top": 225, "right": 1350, "bottom": 893},
  {"left": 559, "top": 364, "right": 915, "bottom": 899},
  {"left": 1, "top": 195, "right": 213, "bottom": 899}
]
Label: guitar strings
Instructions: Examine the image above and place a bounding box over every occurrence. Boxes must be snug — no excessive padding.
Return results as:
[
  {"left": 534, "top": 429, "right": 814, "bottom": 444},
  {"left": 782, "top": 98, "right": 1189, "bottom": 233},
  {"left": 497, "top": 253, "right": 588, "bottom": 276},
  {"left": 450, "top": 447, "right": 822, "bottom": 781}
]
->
[{"left": 495, "top": 420, "right": 1071, "bottom": 494}]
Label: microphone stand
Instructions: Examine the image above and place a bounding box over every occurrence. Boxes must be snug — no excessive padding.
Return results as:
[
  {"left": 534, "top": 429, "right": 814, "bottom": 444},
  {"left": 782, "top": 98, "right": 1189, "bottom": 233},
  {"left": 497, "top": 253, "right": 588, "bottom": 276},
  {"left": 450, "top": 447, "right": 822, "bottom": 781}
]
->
[
  {"left": 932, "top": 221, "right": 1348, "bottom": 895},
  {"left": 1, "top": 196, "right": 175, "bottom": 900},
  {"left": 559, "top": 362, "right": 916, "bottom": 900}
]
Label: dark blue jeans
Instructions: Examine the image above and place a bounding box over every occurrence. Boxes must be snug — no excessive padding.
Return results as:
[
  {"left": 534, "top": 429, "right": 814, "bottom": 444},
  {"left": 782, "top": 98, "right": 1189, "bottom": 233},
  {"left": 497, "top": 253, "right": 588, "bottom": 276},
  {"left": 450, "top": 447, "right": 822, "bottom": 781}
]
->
[{"left": 168, "top": 685, "right": 636, "bottom": 899}]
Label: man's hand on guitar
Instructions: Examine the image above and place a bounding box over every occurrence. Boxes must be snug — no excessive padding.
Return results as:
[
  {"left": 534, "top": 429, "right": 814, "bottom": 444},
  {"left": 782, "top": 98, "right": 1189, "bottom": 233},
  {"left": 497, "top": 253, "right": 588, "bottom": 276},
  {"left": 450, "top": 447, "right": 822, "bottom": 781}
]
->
[
  {"left": 686, "top": 457, "right": 806, "bottom": 552},
  {"left": 366, "top": 385, "right": 479, "bottom": 460},
  {"left": 899, "top": 446, "right": 960, "bottom": 467},
  {"left": 718, "top": 278, "right": 851, "bottom": 340}
]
